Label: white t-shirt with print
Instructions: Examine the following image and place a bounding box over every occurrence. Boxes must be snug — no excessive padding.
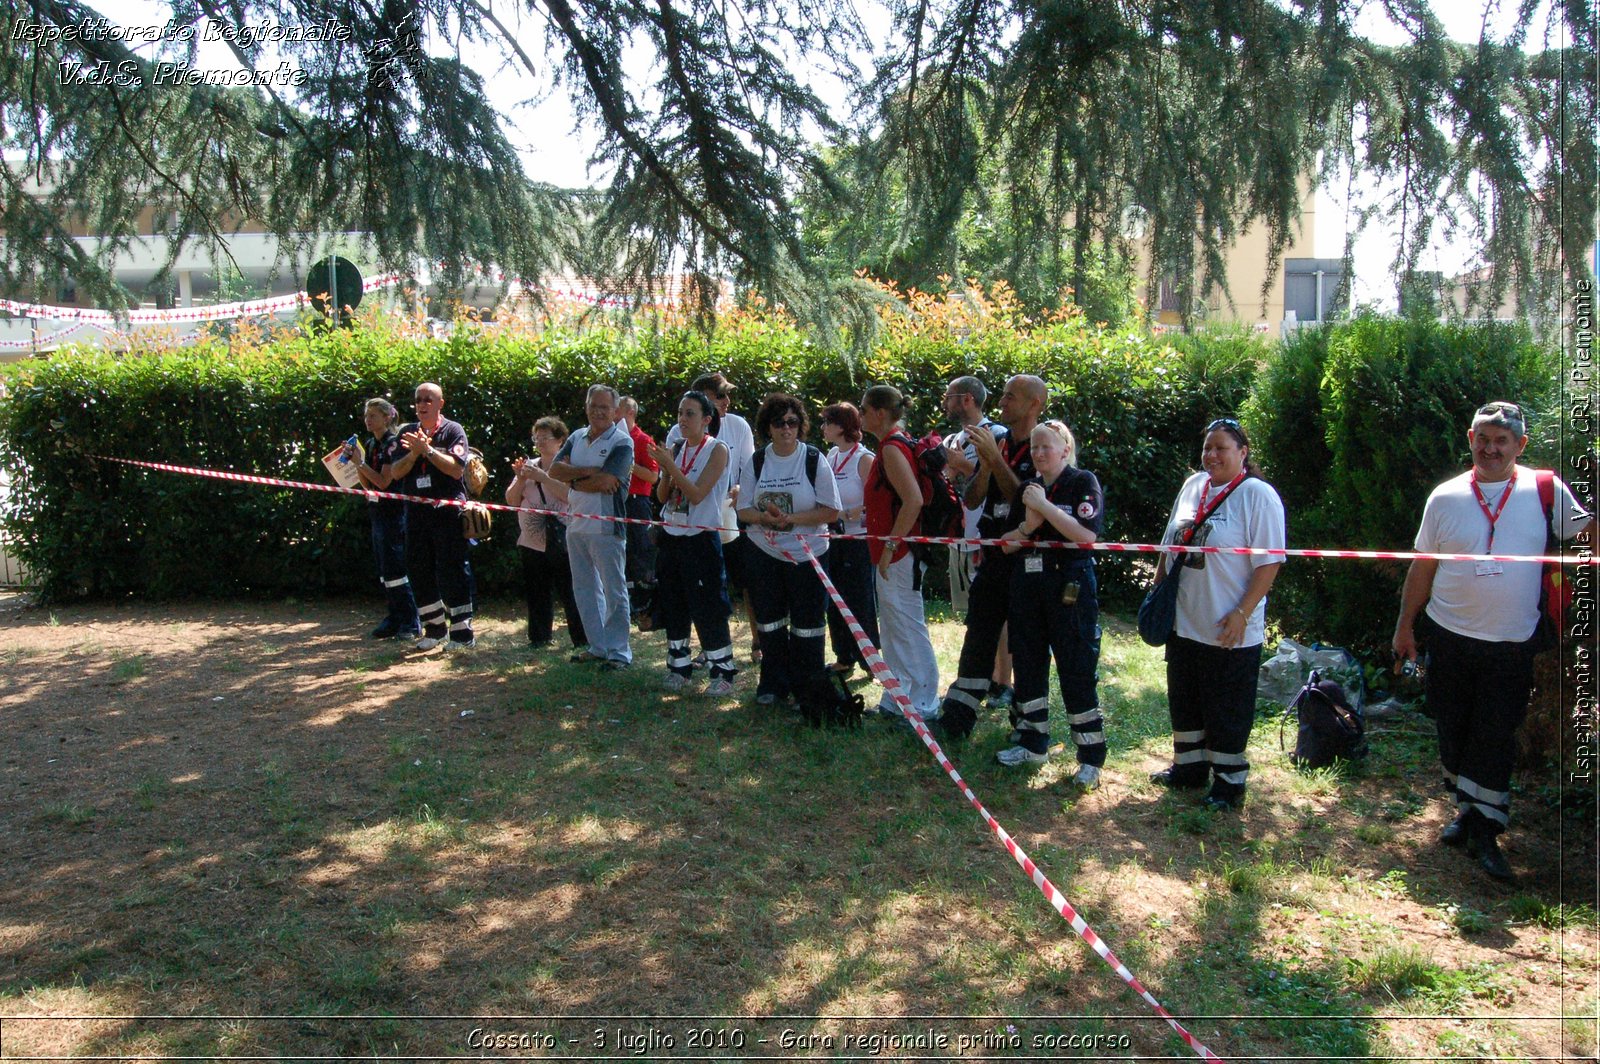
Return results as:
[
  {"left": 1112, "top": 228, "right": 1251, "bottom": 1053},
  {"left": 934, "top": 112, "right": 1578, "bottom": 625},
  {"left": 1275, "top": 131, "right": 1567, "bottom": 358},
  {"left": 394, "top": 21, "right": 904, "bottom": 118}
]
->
[
  {"left": 1162, "top": 473, "right": 1286, "bottom": 647},
  {"left": 736, "top": 445, "right": 842, "bottom": 562}
]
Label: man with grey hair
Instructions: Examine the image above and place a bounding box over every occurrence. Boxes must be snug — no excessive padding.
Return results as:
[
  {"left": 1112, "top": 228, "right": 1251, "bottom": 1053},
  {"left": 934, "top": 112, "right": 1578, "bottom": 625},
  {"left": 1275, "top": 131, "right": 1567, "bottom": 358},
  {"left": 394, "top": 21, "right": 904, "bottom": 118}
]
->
[
  {"left": 1393, "top": 400, "right": 1592, "bottom": 881},
  {"left": 551, "top": 384, "right": 637, "bottom": 669}
]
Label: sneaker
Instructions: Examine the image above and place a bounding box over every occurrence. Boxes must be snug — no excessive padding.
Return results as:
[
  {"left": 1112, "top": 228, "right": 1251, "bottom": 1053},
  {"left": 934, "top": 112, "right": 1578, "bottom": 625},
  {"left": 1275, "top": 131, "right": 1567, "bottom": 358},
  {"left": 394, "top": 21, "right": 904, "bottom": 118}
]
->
[
  {"left": 370, "top": 618, "right": 401, "bottom": 639},
  {"left": 415, "top": 636, "right": 444, "bottom": 651},
  {"left": 569, "top": 650, "right": 601, "bottom": 663},
  {"left": 397, "top": 628, "right": 422, "bottom": 642},
  {"left": 754, "top": 692, "right": 779, "bottom": 707},
  {"left": 664, "top": 672, "right": 690, "bottom": 691},
  {"left": 1071, "top": 764, "right": 1102, "bottom": 791},
  {"left": 599, "top": 660, "right": 630, "bottom": 672},
  {"left": 996, "top": 745, "right": 1049, "bottom": 767},
  {"left": 986, "top": 685, "right": 1015, "bottom": 710},
  {"left": 705, "top": 677, "right": 735, "bottom": 696},
  {"left": 443, "top": 638, "right": 476, "bottom": 651}
]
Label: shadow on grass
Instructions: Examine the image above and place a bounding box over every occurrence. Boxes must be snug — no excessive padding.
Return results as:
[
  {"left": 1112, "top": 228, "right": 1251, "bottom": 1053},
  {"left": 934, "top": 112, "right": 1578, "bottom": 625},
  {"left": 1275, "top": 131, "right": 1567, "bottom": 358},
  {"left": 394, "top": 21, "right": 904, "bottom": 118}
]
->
[{"left": 2, "top": 599, "right": 1592, "bottom": 1061}]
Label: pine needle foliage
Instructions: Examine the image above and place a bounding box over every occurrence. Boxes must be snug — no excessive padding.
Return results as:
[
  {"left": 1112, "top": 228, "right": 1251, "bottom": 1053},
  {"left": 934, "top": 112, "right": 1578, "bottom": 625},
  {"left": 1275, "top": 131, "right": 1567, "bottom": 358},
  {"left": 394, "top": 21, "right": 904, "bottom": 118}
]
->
[{"left": 1, "top": 0, "right": 1592, "bottom": 328}]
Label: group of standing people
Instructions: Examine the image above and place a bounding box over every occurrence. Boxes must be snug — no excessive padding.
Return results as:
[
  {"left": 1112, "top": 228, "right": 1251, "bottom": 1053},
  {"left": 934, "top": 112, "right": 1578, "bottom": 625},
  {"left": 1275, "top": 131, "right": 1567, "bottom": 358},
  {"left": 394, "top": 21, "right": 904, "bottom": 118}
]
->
[{"left": 349, "top": 379, "right": 1591, "bottom": 881}]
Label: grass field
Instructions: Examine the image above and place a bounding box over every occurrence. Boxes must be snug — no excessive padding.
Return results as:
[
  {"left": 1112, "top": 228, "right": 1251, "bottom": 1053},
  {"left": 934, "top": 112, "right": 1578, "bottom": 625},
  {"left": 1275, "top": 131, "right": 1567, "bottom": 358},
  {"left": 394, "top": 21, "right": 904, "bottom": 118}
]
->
[{"left": 2, "top": 595, "right": 1596, "bottom": 1061}]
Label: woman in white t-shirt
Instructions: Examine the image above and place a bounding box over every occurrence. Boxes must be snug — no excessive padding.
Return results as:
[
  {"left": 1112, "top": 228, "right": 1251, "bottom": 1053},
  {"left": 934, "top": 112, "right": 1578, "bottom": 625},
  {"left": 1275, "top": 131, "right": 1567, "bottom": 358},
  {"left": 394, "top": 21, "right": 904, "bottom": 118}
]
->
[
  {"left": 1149, "top": 418, "right": 1285, "bottom": 811},
  {"left": 821, "top": 402, "right": 879, "bottom": 675},
  {"left": 649, "top": 391, "right": 737, "bottom": 695},
  {"left": 735, "top": 394, "right": 842, "bottom": 706}
]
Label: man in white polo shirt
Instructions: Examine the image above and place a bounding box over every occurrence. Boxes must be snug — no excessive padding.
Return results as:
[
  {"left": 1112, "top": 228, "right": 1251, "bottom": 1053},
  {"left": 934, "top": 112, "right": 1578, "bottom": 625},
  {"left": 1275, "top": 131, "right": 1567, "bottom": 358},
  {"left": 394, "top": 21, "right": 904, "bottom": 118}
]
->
[
  {"left": 1393, "top": 401, "right": 1592, "bottom": 881},
  {"left": 550, "top": 384, "right": 637, "bottom": 670}
]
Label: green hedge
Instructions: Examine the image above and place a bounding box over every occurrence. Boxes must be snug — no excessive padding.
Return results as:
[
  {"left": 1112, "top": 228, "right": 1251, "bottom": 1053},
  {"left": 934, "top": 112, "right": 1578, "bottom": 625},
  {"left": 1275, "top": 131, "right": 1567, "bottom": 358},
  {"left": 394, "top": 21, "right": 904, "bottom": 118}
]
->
[
  {"left": 1246, "top": 314, "right": 1567, "bottom": 657},
  {"left": 0, "top": 308, "right": 1256, "bottom": 604}
]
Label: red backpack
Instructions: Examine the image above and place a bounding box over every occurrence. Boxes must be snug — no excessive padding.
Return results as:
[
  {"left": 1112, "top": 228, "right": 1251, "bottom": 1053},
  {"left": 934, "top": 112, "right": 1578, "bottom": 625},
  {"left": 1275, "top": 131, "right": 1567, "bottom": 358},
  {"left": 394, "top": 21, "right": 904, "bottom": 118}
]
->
[
  {"left": 879, "top": 431, "right": 964, "bottom": 539},
  {"left": 1534, "top": 469, "right": 1572, "bottom": 640}
]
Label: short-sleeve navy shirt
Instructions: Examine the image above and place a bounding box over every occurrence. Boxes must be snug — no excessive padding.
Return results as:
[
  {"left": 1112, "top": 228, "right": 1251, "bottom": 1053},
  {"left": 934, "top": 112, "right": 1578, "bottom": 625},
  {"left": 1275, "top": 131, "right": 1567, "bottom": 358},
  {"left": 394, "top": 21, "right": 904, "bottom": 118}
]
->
[
  {"left": 366, "top": 431, "right": 408, "bottom": 514},
  {"left": 396, "top": 418, "right": 469, "bottom": 506},
  {"left": 977, "top": 436, "right": 1036, "bottom": 538},
  {"left": 1013, "top": 466, "right": 1105, "bottom": 545}
]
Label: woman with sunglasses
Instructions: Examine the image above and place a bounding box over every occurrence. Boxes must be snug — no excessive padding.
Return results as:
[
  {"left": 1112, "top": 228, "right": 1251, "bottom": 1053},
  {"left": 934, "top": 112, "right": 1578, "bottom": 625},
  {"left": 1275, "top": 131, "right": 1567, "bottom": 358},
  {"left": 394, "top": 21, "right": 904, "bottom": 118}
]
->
[
  {"left": 1149, "top": 417, "right": 1285, "bottom": 811},
  {"left": 735, "top": 394, "right": 842, "bottom": 706},
  {"left": 649, "top": 391, "right": 738, "bottom": 694}
]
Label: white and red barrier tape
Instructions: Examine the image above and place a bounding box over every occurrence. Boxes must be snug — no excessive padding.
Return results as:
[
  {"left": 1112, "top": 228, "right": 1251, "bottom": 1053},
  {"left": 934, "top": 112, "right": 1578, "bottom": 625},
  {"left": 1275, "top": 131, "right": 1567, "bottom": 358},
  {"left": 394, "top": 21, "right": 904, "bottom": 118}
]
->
[
  {"left": 0, "top": 273, "right": 402, "bottom": 326},
  {"left": 87, "top": 453, "right": 1600, "bottom": 1062},
  {"left": 781, "top": 535, "right": 1224, "bottom": 1061},
  {"left": 92, "top": 456, "right": 1594, "bottom": 566}
]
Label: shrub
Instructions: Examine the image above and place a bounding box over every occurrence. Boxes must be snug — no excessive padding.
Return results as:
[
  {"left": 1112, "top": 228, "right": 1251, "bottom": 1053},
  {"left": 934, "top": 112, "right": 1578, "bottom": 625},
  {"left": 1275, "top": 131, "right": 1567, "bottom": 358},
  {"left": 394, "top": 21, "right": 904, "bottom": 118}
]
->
[
  {"left": 1246, "top": 315, "right": 1560, "bottom": 657},
  {"left": 0, "top": 296, "right": 1254, "bottom": 605}
]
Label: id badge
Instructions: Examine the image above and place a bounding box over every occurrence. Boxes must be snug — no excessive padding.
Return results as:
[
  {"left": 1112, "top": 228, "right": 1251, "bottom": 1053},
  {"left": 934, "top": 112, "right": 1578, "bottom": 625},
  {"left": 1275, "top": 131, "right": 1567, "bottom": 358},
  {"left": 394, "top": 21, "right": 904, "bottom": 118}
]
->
[
  {"left": 994, "top": 503, "right": 1011, "bottom": 519},
  {"left": 415, "top": 475, "right": 432, "bottom": 489},
  {"left": 1475, "top": 560, "right": 1504, "bottom": 577},
  {"left": 1024, "top": 555, "right": 1043, "bottom": 574}
]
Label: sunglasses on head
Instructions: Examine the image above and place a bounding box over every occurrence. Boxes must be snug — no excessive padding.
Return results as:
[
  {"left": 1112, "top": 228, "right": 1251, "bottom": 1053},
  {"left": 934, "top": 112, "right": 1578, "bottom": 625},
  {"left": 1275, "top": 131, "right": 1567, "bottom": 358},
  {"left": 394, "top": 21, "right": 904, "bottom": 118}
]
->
[{"left": 1206, "top": 417, "right": 1241, "bottom": 433}]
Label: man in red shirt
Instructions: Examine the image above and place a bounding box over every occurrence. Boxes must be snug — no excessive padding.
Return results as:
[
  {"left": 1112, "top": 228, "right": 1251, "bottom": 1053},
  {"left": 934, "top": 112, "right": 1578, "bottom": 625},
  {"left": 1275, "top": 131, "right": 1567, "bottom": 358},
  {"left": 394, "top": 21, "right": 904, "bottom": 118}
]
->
[{"left": 618, "top": 396, "right": 661, "bottom": 622}]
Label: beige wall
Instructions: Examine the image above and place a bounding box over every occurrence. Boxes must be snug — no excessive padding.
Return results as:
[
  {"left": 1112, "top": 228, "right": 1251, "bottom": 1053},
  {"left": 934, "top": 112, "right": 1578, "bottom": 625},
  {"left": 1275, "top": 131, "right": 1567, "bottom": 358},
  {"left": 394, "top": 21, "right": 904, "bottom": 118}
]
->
[{"left": 1132, "top": 173, "right": 1318, "bottom": 327}]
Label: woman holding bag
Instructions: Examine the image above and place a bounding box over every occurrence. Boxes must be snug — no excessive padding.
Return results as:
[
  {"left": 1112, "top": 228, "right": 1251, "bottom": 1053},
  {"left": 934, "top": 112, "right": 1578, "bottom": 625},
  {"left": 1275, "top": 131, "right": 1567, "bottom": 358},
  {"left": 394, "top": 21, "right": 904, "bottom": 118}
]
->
[{"left": 1149, "top": 418, "right": 1285, "bottom": 811}]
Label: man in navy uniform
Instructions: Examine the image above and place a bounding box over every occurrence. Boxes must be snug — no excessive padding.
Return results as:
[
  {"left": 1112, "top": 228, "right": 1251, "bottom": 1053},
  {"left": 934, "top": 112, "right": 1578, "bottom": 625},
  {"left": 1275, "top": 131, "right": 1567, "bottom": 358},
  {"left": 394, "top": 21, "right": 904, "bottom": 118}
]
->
[{"left": 389, "top": 382, "right": 476, "bottom": 650}]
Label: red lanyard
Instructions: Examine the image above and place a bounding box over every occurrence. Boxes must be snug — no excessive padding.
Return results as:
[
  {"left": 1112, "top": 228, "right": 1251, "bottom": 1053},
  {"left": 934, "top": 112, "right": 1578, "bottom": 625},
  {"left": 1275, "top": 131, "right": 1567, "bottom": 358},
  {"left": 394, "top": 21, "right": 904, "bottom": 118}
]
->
[
  {"left": 1004, "top": 436, "right": 1031, "bottom": 475},
  {"left": 679, "top": 435, "right": 710, "bottom": 477},
  {"left": 1470, "top": 468, "right": 1517, "bottom": 550},
  {"left": 831, "top": 442, "right": 860, "bottom": 477},
  {"left": 1197, "top": 471, "right": 1246, "bottom": 524}
]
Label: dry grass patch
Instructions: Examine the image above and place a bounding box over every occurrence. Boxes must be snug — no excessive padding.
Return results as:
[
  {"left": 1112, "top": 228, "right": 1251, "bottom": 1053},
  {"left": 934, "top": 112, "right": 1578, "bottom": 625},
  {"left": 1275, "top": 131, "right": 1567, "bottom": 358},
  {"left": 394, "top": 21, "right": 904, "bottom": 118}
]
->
[{"left": 2, "top": 597, "right": 1594, "bottom": 1062}]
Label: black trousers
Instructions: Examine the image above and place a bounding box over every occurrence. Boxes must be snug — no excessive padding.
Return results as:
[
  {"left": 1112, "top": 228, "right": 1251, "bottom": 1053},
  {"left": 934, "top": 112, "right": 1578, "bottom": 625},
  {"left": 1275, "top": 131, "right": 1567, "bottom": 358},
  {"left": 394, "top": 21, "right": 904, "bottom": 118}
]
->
[
  {"left": 1163, "top": 635, "right": 1263, "bottom": 800},
  {"left": 748, "top": 546, "right": 827, "bottom": 699},
  {"left": 825, "top": 536, "right": 879, "bottom": 668},
  {"left": 1008, "top": 560, "right": 1103, "bottom": 762},
  {"left": 406, "top": 504, "right": 473, "bottom": 643},
  {"left": 657, "top": 531, "right": 736, "bottom": 679},
  {"left": 625, "top": 494, "right": 658, "bottom": 592},
  {"left": 368, "top": 505, "right": 418, "bottom": 630},
  {"left": 519, "top": 543, "right": 585, "bottom": 647},
  {"left": 1419, "top": 612, "right": 1536, "bottom": 836},
  {"left": 939, "top": 548, "right": 1015, "bottom": 733}
]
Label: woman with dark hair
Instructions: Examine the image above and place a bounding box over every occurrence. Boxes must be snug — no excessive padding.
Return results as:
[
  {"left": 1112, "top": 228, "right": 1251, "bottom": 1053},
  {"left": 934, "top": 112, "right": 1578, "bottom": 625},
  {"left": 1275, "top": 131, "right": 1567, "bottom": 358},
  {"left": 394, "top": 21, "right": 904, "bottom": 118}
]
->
[
  {"left": 649, "top": 391, "right": 737, "bottom": 695},
  {"left": 859, "top": 385, "right": 941, "bottom": 722},
  {"left": 735, "top": 394, "right": 842, "bottom": 706},
  {"left": 346, "top": 397, "right": 420, "bottom": 640},
  {"left": 996, "top": 421, "right": 1105, "bottom": 786},
  {"left": 820, "top": 402, "right": 879, "bottom": 674},
  {"left": 1149, "top": 417, "right": 1285, "bottom": 811},
  {"left": 507, "top": 416, "right": 587, "bottom": 649}
]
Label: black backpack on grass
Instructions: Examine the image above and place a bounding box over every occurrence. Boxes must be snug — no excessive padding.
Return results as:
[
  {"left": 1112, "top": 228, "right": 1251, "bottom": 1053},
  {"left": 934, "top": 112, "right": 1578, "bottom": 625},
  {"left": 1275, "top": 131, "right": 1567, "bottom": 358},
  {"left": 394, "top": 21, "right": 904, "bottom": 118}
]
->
[
  {"left": 796, "top": 669, "right": 864, "bottom": 730},
  {"left": 1282, "top": 669, "right": 1367, "bottom": 768}
]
